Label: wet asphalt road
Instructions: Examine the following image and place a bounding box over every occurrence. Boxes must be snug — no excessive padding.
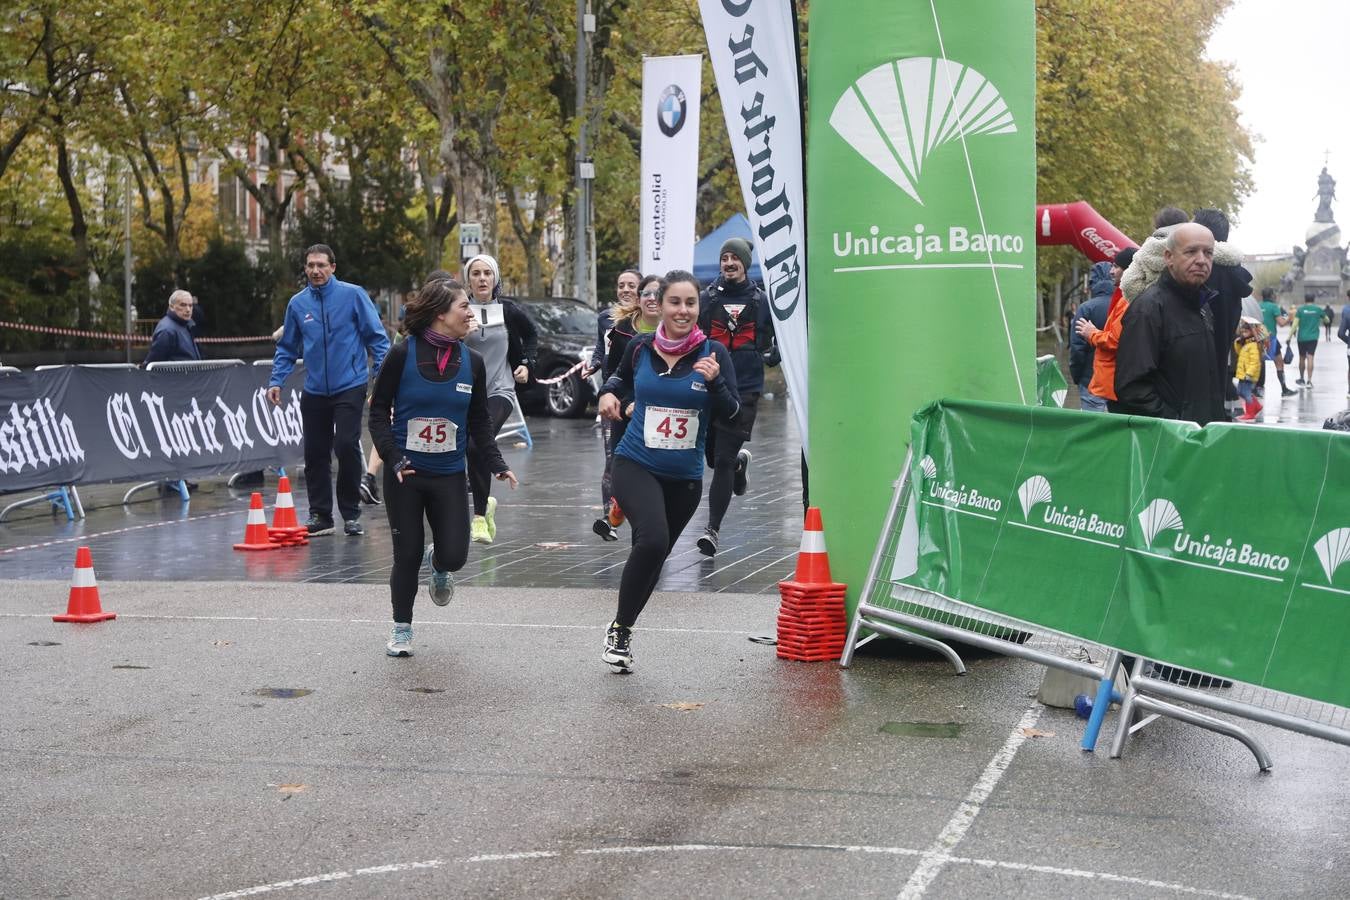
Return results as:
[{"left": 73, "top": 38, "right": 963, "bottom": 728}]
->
[{"left": 4, "top": 383, "right": 1350, "bottom": 899}]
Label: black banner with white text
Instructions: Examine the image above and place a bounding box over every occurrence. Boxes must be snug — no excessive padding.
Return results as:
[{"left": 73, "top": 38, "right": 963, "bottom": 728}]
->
[{"left": 0, "top": 365, "right": 307, "bottom": 492}]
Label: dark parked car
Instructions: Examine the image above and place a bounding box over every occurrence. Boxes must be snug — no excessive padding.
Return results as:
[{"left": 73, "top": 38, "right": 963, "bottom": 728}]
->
[{"left": 514, "top": 297, "right": 598, "bottom": 418}]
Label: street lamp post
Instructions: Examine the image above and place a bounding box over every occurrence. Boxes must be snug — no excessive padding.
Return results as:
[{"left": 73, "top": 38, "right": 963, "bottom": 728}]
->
[{"left": 574, "top": 1, "right": 594, "bottom": 307}]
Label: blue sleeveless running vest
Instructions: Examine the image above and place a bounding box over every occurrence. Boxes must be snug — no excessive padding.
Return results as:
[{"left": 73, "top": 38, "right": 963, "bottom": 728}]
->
[
  {"left": 615, "top": 340, "right": 715, "bottom": 481},
  {"left": 391, "top": 336, "right": 474, "bottom": 475}
]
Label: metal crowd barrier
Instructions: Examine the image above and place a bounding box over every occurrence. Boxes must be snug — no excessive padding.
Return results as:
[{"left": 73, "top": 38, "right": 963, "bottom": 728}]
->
[
  {"left": 120, "top": 360, "right": 249, "bottom": 502},
  {"left": 1109, "top": 655, "right": 1350, "bottom": 771},
  {"left": 497, "top": 390, "right": 534, "bottom": 449},
  {"left": 146, "top": 359, "right": 245, "bottom": 372},
  {"left": 1, "top": 364, "right": 85, "bottom": 521},
  {"left": 841, "top": 448, "right": 1350, "bottom": 773}
]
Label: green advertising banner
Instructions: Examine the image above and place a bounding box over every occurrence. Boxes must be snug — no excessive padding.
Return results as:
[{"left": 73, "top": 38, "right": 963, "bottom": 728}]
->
[
  {"left": 807, "top": 1, "right": 1036, "bottom": 614},
  {"left": 898, "top": 399, "right": 1350, "bottom": 709},
  {"left": 1035, "top": 355, "right": 1068, "bottom": 407}
]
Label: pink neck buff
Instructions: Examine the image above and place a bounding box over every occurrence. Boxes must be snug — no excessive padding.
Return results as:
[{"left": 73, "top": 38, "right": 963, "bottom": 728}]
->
[
  {"left": 420, "top": 329, "right": 459, "bottom": 375},
  {"left": 654, "top": 322, "right": 706, "bottom": 357}
]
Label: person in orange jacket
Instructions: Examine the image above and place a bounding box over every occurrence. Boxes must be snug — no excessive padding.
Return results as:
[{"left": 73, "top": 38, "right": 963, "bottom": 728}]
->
[{"left": 1074, "top": 247, "right": 1135, "bottom": 409}]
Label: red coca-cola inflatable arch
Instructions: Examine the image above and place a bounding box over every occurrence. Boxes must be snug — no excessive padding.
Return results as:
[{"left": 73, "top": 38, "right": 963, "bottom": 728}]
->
[{"left": 1035, "top": 201, "right": 1137, "bottom": 261}]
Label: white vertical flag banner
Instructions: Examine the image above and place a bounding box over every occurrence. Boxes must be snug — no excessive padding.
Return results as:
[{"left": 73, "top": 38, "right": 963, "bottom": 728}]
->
[
  {"left": 699, "top": 0, "right": 808, "bottom": 457},
  {"left": 640, "top": 55, "right": 703, "bottom": 275}
]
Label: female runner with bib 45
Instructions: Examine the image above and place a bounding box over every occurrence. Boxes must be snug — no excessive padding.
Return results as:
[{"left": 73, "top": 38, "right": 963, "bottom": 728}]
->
[
  {"left": 368, "top": 279, "right": 518, "bottom": 658},
  {"left": 596, "top": 270, "right": 739, "bottom": 672}
]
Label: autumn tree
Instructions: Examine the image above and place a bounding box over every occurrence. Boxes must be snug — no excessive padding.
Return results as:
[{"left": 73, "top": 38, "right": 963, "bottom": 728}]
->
[{"left": 1035, "top": 0, "right": 1253, "bottom": 320}]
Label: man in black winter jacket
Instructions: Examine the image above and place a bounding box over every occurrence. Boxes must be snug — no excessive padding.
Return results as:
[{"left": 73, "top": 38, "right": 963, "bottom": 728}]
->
[
  {"left": 695, "top": 237, "right": 778, "bottom": 557},
  {"left": 1115, "top": 223, "right": 1224, "bottom": 425},
  {"left": 144, "top": 290, "right": 202, "bottom": 364}
]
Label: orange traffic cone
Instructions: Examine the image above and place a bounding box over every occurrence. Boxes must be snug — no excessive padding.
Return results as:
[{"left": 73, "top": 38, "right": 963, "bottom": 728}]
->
[
  {"left": 791, "top": 507, "right": 832, "bottom": 583},
  {"left": 234, "top": 492, "right": 277, "bottom": 551},
  {"left": 776, "top": 508, "right": 848, "bottom": 662},
  {"left": 53, "top": 546, "right": 116, "bottom": 623},
  {"left": 268, "top": 476, "right": 308, "bottom": 545}
]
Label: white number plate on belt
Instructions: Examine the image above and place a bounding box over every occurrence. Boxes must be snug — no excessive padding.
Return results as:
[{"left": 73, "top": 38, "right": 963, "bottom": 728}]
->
[
  {"left": 644, "top": 406, "right": 698, "bottom": 450},
  {"left": 406, "top": 417, "right": 457, "bottom": 452}
]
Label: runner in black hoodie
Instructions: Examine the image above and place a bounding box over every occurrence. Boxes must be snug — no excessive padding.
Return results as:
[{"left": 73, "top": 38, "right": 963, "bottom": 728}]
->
[{"left": 695, "top": 238, "right": 779, "bottom": 557}]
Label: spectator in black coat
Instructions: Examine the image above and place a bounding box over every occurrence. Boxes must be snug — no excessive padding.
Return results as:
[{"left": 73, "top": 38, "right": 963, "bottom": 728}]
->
[
  {"left": 1115, "top": 223, "right": 1225, "bottom": 425},
  {"left": 144, "top": 290, "right": 201, "bottom": 364}
]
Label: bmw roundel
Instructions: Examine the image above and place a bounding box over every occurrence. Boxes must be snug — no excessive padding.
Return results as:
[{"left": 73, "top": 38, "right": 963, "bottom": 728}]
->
[{"left": 657, "top": 84, "right": 688, "bottom": 137}]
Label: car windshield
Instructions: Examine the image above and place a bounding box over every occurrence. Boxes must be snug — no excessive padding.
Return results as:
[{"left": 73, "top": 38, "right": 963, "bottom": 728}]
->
[{"left": 523, "top": 301, "right": 594, "bottom": 335}]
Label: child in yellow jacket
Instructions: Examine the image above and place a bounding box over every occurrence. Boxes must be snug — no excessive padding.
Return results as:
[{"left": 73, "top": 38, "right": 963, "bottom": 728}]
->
[{"left": 1234, "top": 317, "right": 1265, "bottom": 421}]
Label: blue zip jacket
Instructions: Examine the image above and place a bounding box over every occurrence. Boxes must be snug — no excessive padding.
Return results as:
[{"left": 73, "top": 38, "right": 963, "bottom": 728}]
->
[
  {"left": 270, "top": 277, "right": 390, "bottom": 396},
  {"left": 143, "top": 311, "right": 201, "bottom": 364}
]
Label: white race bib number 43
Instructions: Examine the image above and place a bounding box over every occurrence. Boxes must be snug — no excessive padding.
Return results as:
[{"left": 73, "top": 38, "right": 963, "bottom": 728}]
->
[
  {"left": 644, "top": 406, "right": 698, "bottom": 450},
  {"left": 406, "top": 416, "right": 457, "bottom": 453}
]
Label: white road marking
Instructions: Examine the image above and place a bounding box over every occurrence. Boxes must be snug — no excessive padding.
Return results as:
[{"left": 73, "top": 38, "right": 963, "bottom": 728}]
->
[
  {"left": 194, "top": 842, "right": 1251, "bottom": 900},
  {"left": 898, "top": 704, "right": 1043, "bottom": 899},
  {"left": 0, "top": 510, "right": 236, "bottom": 556},
  {"left": 196, "top": 859, "right": 444, "bottom": 899}
]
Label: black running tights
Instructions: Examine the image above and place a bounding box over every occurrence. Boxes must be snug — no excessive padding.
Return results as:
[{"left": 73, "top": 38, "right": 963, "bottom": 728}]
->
[
  {"left": 600, "top": 419, "right": 628, "bottom": 510},
  {"left": 703, "top": 424, "right": 746, "bottom": 531},
  {"left": 383, "top": 468, "right": 470, "bottom": 623},
  {"left": 611, "top": 456, "right": 702, "bottom": 627},
  {"left": 467, "top": 395, "right": 514, "bottom": 516}
]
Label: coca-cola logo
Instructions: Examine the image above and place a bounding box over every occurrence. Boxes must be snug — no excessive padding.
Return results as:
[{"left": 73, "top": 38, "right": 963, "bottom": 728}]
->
[{"left": 1080, "top": 227, "right": 1119, "bottom": 258}]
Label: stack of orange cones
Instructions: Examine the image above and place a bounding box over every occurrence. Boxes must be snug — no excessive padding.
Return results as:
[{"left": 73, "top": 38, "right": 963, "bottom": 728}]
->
[
  {"left": 267, "top": 476, "right": 308, "bottom": 546},
  {"left": 776, "top": 508, "right": 848, "bottom": 661},
  {"left": 233, "top": 492, "right": 278, "bottom": 551},
  {"left": 53, "top": 546, "right": 116, "bottom": 623}
]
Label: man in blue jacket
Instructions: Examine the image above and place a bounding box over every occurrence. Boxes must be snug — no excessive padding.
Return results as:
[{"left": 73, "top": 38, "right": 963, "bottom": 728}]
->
[
  {"left": 268, "top": 244, "right": 390, "bottom": 536},
  {"left": 1068, "top": 261, "right": 1114, "bottom": 411},
  {"left": 144, "top": 290, "right": 201, "bottom": 364}
]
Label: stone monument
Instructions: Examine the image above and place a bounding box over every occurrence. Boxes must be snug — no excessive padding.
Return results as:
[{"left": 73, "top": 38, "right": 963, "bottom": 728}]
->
[{"left": 1281, "top": 166, "right": 1349, "bottom": 301}]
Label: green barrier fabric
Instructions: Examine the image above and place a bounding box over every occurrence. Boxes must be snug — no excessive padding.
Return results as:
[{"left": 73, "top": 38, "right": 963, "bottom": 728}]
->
[
  {"left": 1035, "top": 355, "right": 1068, "bottom": 407},
  {"left": 902, "top": 399, "right": 1350, "bottom": 708},
  {"left": 807, "top": 1, "right": 1036, "bottom": 615}
]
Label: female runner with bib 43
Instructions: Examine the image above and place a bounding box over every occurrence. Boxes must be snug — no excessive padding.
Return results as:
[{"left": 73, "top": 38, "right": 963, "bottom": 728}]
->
[{"left": 596, "top": 270, "right": 739, "bottom": 672}]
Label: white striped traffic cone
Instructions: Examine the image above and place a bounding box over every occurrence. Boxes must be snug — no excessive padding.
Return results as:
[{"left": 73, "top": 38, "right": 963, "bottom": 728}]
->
[
  {"left": 53, "top": 546, "right": 116, "bottom": 622},
  {"left": 234, "top": 492, "right": 277, "bottom": 551}
]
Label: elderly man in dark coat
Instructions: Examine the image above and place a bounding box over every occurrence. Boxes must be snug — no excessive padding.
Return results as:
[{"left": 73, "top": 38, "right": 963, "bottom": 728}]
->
[
  {"left": 1114, "top": 223, "right": 1224, "bottom": 425},
  {"left": 144, "top": 290, "right": 202, "bottom": 364}
]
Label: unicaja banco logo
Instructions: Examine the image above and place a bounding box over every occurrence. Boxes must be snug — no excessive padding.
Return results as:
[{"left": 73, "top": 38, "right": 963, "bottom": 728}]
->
[
  {"left": 657, "top": 84, "right": 687, "bottom": 137},
  {"left": 1137, "top": 498, "right": 1184, "bottom": 546},
  {"left": 829, "top": 56, "right": 1017, "bottom": 205},
  {"left": 1052, "top": 389, "right": 1068, "bottom": 408},
  {"left": 1017, "top": 475, "right": 1051, "bottom": 519},
  {"left": 1136, "top": 497, "right": 1291, "bottom": 575},
  {"left": 1314, "top": 528, "right": 1350, "bottom": 585},
  {"left": 1016, "top": 475, "right": 1125, "bottom": 540},
  {"left": 918, "top": 455, "right": 938, "bottom": 481}
]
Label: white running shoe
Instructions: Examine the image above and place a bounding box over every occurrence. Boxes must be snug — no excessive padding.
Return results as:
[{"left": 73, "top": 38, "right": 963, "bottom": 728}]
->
[
  {"left": 602, "top": 621, "right": 634, "bottom": 672},
  {"left": 386, "top": 623, "right": 413, "bottom": 657}
]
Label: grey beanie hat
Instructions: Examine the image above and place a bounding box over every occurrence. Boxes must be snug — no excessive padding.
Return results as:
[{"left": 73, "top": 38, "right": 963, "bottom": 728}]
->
[{"left": 720, "top": 237, "right": 752, "bottom": 271}]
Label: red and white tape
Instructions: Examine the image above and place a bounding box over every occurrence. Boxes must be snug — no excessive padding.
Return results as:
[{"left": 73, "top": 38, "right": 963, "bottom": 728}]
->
[
  {"left": 534, "top": 360, "right": 588, "bottom": 385},
  {"left": 0, "top": 320, "right": 275, "bottom": 344}
]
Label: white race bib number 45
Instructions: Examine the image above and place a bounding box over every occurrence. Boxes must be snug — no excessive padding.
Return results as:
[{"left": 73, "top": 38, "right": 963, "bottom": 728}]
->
[
  {"left": 644, "top": 406, "right": 698, "bottom": 450},
  {"left": 406, "top": 417, "right": 457, "bottom": 453}
]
